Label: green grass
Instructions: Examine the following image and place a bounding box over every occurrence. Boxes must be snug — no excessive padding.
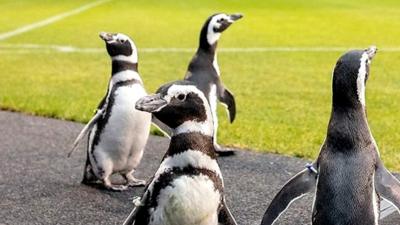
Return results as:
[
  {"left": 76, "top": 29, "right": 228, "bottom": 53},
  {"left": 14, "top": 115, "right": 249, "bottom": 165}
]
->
[{"left": 1, "top": 0, "right": 400, "bottom": 171}]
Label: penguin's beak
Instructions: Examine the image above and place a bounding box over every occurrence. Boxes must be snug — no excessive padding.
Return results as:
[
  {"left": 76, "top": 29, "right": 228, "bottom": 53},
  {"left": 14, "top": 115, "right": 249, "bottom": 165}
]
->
[
  {"left": 366, "top": 46, "right": 377, "bottom": 60},
  {"left": 136, "top": 94, "right": 168, "bottom": 113},
  {"left": 228, "top": 13, "right": 243, "bottom": 22},
  {"left": 99, "top": 32, "right": 114, "bottom": 42}
]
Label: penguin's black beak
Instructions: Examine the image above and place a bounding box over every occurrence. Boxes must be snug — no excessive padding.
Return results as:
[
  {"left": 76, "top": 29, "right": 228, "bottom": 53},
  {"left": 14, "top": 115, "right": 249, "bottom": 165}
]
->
[
  {"left": 366, "top": 46, "right": 377, "bottom": 60},
  {"left": 136, "top": 94, "right": 168, "bottom": 113},
  {"left": 229, "top": 13, "right": 243, "bottom": 22},
  {"left": 99, "top": 32, "right": 114, "bottom": 42}
]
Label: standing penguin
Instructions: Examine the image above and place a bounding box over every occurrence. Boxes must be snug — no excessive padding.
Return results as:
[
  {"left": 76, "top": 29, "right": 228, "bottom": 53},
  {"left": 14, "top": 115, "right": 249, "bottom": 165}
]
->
[
  {"left": 123, "top": 80, "right": 237, "bottom": 225},
  {"left": 69, "top": 32, "right": 151, "bottom": 191},
  {"left": 261, "top": 47, "right": 400, "bottom": 225},
  {"left": 184, "top": 13, "right": 243, "bottom": 156}
]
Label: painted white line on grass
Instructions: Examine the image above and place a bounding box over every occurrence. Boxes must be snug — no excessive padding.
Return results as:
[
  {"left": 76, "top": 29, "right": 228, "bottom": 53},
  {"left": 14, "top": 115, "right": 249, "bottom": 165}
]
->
[
  {"left": 0, "top": 0, "right": 111, "bottom": 41},
  {"left": 2, "top": 43, "right": 400, "bottom": 53},
  {"left": 0, "top": 43, "right": 103, "bottom": 53}
]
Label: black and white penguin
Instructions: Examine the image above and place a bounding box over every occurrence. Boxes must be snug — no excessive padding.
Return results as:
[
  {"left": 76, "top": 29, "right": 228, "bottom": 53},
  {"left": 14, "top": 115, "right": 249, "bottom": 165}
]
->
[
  {"left": 69, "top": 32, "right": 151, "bottom": 191},
  {"left": 123, "top": 80, "right": 237, "bottom": 225},
  {"left": 261, "top": 46, "right": 400, "bottom": 225},
  {"left": 184, "top": 13, "right": 243, "bottom": 156}
]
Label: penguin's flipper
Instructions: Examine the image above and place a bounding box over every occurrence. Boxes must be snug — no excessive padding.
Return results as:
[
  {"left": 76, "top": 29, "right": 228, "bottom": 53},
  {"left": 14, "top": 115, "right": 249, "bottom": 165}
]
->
[
  {"left": 151, "top": 115, "right": 172, "bottom": 138},
  {"left": 123, "top": 190, "right": 151, "bottom": 225},
  {"left": 380, "top": 199, "right": 398, "bottom": 219},
  {"left": 123, "top": 205, "right": 139, "bottom": 225},
  {"left": 123, "top": 177, "right": 155, "bottom": 225},
  {"left": 68, "top": 109, "right": 103, "bottom": 157},
  {"left": 218, "top": 87, "right": 236, "bottom": 123},
  {"left": 375, "top": 160, "right": 400, "bottom": 219},
  {"left": 261, "top": 164, "right": 318, "bottom": 225},
  {"left": 218, "top": 199, "right": 237, "bottom": 225}
]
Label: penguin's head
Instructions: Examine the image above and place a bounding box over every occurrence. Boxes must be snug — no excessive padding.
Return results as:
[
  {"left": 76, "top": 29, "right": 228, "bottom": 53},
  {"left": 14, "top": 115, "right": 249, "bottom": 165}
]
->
[
  {"left": 136, "top": 81, "right": 213, "bottom": 136},
  {"left": 99, "top": 32, "right": 137, "bottom": 63},
  {"left": 332, "top": 46, "right": 377, "bottom": 108},
  {"left": 202, "top": 13, "right": 243, "bottom": 46}
]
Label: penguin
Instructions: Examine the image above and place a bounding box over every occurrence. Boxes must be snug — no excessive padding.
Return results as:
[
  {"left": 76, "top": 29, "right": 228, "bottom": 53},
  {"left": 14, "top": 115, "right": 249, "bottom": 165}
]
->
[
  {"left": 68, "top": 32, "right": 151, "bottom": 191},
  {"left": 123, "top": 80, "right": 237, "bottom": 225},
  {"left": 261, "top": 46, "right": 400, "bottom": 225},
  {"left": 152, "top": 13, "right": 243, "bottom": 156},
  {"left": 182, "top": 13, "right": 243, "bottom": 156}
]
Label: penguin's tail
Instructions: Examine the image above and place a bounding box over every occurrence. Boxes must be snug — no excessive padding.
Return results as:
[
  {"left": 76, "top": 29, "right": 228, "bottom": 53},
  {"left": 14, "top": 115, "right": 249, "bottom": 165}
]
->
[
  {"left": 81, "top": 160, "right": 97, "bottom": 185},
  {"left": 68, "top": 110, "right": 103, "bottom": 157}
]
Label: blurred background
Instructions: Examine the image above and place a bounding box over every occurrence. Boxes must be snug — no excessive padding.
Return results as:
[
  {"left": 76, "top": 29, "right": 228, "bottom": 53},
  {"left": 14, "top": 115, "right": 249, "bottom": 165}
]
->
[{"left": 1, "top": 0, "right": 400, "bottom": 170}]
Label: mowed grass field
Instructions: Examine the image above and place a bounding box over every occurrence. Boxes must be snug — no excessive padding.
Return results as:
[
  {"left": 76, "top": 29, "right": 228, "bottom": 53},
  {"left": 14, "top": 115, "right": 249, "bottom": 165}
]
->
[{"left": 1, "top": 0, "right": 400, "bottom": 170}]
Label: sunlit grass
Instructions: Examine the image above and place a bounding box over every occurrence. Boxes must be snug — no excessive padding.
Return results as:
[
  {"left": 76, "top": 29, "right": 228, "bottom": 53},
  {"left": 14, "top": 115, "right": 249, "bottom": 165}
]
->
[{"left": 1, "top": 0, "right": 400, "bottom": 170}]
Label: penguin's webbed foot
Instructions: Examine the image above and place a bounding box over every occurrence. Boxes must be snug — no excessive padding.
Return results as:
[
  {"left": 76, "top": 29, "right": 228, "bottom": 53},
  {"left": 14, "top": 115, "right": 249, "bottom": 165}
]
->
[
  {"left": 103, "top": 177, "right": 128, "bottom": 191},
  {"left": 124, "top": 173, "right": 146, "bottom": 187},
  {"left": 127, "top": 179, "right": 146, "bottom": 187},
  {"left": 106, "top": 184, "right": 129, "bottom": 191}
]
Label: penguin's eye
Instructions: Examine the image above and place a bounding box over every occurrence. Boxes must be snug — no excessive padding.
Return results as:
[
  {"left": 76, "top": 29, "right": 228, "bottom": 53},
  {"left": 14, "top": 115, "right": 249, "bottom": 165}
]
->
[
  {"left": 218, "top": 18, "right": 224, "bottom": 23},
  {"left": 119, "top": 39, "right": 126, "bottom": 43},
  {"left": 177, "top": 94, "right": 186, "bottom": 101}
]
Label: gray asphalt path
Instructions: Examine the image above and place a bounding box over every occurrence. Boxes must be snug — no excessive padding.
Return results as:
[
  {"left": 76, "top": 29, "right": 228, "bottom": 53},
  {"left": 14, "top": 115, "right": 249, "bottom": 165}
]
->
[{"left": 0, "top": 110, "right": 399, "bottom": 225}]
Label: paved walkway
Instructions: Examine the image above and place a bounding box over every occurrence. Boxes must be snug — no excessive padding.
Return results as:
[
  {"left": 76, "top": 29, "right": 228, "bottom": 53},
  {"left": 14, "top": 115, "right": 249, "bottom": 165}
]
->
[{"left": 0, "top": 111, "right": 398, "bottom": 225}]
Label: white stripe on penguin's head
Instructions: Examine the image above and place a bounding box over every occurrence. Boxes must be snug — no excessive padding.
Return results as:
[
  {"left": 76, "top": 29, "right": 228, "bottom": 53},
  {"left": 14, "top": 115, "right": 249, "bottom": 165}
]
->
[
  {"left": 356, "top": 46, "right": 377, "bottom": 106},
  {"left": 165, "top": 84, "right": 208, "bottom": 104},
  {"left": 135, "top": 83, "right": 215, "bottom": 136},
  {"left": 99, "top": 32, "right": 138, "bottom": 63},
  {"left": 166, "top": 85, "right": 214, "bottom": 136},
  {"left": 206, "top": 14, "right": 226, "bottom": 45},
  {"left": 206, "top": 13, "right": 243, "bottom": 46}
]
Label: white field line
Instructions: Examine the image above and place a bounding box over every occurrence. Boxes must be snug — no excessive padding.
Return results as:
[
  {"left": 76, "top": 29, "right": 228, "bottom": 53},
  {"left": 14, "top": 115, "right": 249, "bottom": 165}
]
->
[
  {"left": 2, "top": 43, "right": 400, "bottom": 53},
  {"left": 0, "top": 0, "right": 111, "bottom": 41}
]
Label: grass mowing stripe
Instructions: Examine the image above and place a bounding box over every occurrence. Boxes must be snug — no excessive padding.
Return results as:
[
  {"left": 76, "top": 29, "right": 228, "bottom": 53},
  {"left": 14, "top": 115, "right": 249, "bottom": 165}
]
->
[
  {"left": 2, "top": 0, "right": 400, "bottom": 171},
  {"left": 0, "top": 0, "right": 111, "bottom": 41},
  {"left": 2, "top": 43, "right": 400, "bottom": 53}
]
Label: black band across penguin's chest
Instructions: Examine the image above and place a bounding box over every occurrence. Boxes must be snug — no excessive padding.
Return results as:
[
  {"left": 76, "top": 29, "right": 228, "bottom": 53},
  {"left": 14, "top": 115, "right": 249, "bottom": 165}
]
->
[
  {"left": 134, "top": 165, "right": 223, "bottom": 225},
  {"left": 165, "top": 133, "right": 216, "bottom": 159},
  {"left": 114, "top": 78, "right": 142, "bottom": 87},
  {"left": 111, "top": 60, "right": 138, "bottom": 74},
  {"left": 90, "top": 78, "right": 142, "bottom": 153},
  {"left": 148, "top": 166, "right": 223, "bottom": 208}
]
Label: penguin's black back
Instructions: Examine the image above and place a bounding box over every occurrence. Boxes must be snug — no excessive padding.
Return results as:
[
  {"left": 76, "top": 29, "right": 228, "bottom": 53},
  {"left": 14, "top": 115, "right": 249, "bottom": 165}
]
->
[
  {"left": 184, "top": 14, "right": 222, "bottom": 101},
  {"left": 185, "top": 50, "right": 222, "bottom": 102},
  {"left": 313, "top": 142, "right": 377, "bottom": 225},
  {"left": 314, "top": 108, "right": 377, "bottom": 225},
  {"left": 313, "top": 48, "right": 378, "bottom": 225}
]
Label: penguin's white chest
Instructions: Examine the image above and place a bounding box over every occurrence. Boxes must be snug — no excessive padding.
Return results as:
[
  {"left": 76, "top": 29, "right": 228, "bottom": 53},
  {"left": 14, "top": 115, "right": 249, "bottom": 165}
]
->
[
  {"left": 149, "top": 174, "right": 221, "bottom": 225},
  {"left": 96, "top": 84, "right": 151, "bottom": 167},
  {"left": 212, "top": 57, "right": 220, "bottom": 76},
  {"left": 209, "top": 84, "right": 218, "bottom": 117}
]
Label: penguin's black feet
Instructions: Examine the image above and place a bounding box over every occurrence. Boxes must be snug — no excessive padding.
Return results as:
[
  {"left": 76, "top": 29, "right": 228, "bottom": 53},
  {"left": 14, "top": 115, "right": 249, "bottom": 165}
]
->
[
  {"left": 214, "top": 146, "right": 236, "bottom": 157},
  {"left": 124, "top": 173, "right": 146, "bottom": 187}
]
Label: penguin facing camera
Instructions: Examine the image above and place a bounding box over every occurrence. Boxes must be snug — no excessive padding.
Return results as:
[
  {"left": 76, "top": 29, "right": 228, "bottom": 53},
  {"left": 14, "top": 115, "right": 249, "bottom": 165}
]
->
[{"left": 123, "top": 80, "right": 237, "bottom": 225}]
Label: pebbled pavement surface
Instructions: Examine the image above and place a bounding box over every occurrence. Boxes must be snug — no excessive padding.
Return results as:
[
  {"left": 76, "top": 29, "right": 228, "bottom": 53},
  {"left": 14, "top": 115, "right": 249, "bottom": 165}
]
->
[{"left": 0, "top": 110, "right": 399, "bottom": 225}]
